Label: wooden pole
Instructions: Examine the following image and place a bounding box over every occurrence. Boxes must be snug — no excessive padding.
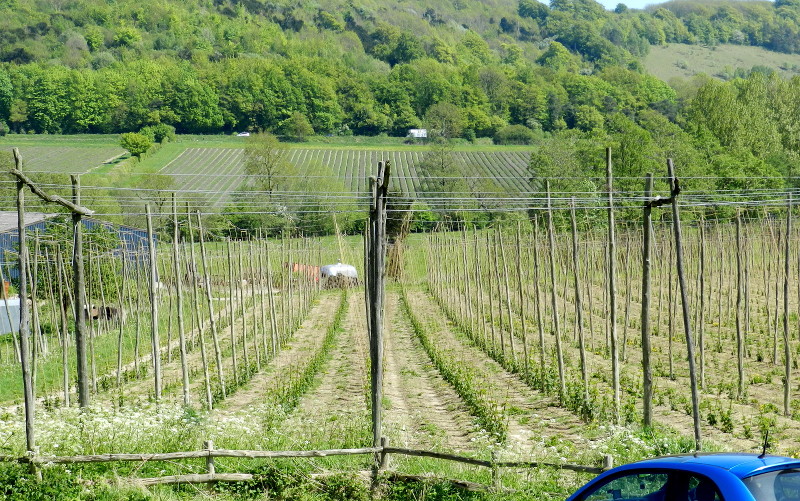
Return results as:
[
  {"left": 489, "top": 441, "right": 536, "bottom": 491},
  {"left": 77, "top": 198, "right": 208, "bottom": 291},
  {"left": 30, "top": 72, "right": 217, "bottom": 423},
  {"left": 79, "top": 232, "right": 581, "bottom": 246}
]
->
[
  {"left": 146, "top": 205, "right": 162, "bottom": 401},
  {"left": 187, "top": 210, "right": 213, "bottom": 410},
  {"left": 641, "top": 174, "right": 654, "bottom": 428},
  {"left": 237, "top": 238, "right": 250, "bottom": 373},
  {"left": 499, "top": 230, "right": 516, "bottom": 363},
  {"left": 570, "top": 199, "right": 589, "bottom": 402},
  {"left": 784, "top": 194, "right": 792, "bottom": 417},
  {"left": 226, "top": 239, "right": 239, "bottom": 383},
  {"left": 486, "top": 233, "right": 497, "bottom": 354},
  {"left": 27, "top": 235, "right": 39, "bottom": 392},
  {"left": 515, "top": 222, "right": 529, "bottom": 376},
  {"left": 264, "top": 241, "right": 279, "bottom": 353},
  {"left": 532, "top": 217, "right": 546, "bottom": 378},
  {"left": 197, "top": 211, "right": 226, "bottom": 400},
  {"left": 55, "top": 249, "right": 70, "bottom": 406},
  {"left": 86, "top": 246, "right": 97, "bottom": 393},
  {"left": 72, "top": 174, "right": 89, "bottom": 408},
  {"left": 667, "top": 159, "right": 701, "bottom": 451},
  {"left": 606, "top": 148, "right": 620, "bottom": 423},
  {"left": 172, "top": 195, "right": 190, "bottom": 407},
  {"left": 367, "top": 161, "right": 389, "bottom": 458},
  {"left": 699, "top": 218, "right": 706, "bottom": 390},
  {"left": 736, "top": 212, "right": 745, "bottom": 400},
  {"left": 14, "top": 148, "right": 35, "bottom": 452},
  {"left": 546, "top": 182, "right": 565, "bottom": 400}
]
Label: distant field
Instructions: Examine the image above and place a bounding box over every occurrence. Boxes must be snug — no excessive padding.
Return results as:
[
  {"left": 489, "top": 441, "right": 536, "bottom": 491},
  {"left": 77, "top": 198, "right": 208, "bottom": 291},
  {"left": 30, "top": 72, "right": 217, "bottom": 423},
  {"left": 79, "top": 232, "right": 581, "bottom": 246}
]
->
[
  {"left": 1, "top": 145, "right": 126, "bottom": 174},
  {"left": 158, "top": 147, "right": 533, "bottom": 206},
  {"left": 643, "top": 43, "right": 800, "bottom": 82}
]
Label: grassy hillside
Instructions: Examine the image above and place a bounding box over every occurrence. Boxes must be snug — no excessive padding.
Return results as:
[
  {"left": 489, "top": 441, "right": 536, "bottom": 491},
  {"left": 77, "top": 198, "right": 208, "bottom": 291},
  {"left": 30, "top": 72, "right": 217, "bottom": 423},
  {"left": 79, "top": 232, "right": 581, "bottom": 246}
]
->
[{"left": 643, "top": 43, "right": 800, "bottom": 81}]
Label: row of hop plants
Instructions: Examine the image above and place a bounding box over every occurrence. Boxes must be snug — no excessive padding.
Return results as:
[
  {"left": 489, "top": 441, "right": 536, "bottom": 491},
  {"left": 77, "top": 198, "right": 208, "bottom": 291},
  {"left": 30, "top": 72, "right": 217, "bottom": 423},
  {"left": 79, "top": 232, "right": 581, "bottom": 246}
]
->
[
  {"left": 260, "top": 290, "right": 348, "bottom": 414},
  {"left": 399, "top": 287, "right": 507, "bottom": 442},
  {"left": 207, "top": 290, "right": 326, "bottom": 407},
  {"left": 426, "top": 284, "right": 600, "bottom": 422}
]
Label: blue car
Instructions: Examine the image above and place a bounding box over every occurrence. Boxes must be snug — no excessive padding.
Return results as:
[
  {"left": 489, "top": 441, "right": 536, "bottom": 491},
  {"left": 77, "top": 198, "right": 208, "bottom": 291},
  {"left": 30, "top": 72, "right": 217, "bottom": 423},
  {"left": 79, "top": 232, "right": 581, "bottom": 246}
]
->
[{"left": 567, "top": 453, "right": 800, "bottom": 500}]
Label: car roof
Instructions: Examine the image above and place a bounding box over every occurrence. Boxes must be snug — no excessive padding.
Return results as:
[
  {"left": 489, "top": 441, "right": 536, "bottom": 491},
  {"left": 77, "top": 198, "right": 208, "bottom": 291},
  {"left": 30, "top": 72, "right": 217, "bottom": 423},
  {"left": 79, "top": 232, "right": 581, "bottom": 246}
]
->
[{"left": 630, "top": 453, "right": 800, "bottom": 478}]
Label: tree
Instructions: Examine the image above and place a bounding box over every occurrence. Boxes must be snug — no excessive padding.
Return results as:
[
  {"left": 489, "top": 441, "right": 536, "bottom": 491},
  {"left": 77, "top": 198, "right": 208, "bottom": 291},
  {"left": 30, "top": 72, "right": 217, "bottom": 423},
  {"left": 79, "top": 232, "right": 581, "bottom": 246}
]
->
[
  {"left": 425, "top": 102, "right": 465, "bottom": 140},
  {"left": 119, "top": 132, "right": 152, "bottom": 158},
  {"left": 536, "top": 41, "right": 579, "bottom": 72},
  {"left": 141, "top": 123, "right": 176, "bottom": 143},
  {"left": 280, "top": 112, "right": 314, "bottom": 141},
  {"left": 519, "top": 0, "right": 550, "bottom": 21},
  {"left": 243, "top": 132, "right": 292, "bottom": 195},
  {"left": 417, "top": 138, "right": 470, "bottom": 228}
]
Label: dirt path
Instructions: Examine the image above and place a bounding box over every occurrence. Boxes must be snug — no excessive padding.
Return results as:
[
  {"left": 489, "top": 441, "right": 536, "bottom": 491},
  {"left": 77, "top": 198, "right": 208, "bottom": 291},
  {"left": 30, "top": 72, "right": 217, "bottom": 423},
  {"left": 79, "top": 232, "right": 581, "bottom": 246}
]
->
[
  {"left": 276, "top": 292, "right": 370, "bottom": 448},
  {"left": 461, "top": 277, "right": 790, "bottom": 453},
  {"left": 95, "top": 292, "right": 251, "bottom": 406},
  {"left": 406, "top": 290, "right": 593, "bottom": 460},
  {"left": 218, "top": 292, "right": 340, "bottom": 412},
  {"left": 382, "top": 291, "right": 477, "bottom": 452}
]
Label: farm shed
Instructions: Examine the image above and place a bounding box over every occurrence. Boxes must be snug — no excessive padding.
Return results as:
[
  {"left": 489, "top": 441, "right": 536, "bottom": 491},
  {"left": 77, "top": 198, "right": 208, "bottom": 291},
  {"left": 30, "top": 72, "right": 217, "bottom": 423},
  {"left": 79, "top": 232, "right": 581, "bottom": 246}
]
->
[{"left": 0, "top": 212, "right": 151, "bottom": 279}]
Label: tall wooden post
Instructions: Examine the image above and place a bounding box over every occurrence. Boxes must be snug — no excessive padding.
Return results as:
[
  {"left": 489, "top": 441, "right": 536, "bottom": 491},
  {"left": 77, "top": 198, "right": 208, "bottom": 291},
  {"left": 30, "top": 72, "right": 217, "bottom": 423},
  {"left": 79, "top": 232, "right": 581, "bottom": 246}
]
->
[
  {"left": 784, "top": 194, "right": 792, "bottom": 417},
  {"left": 146, "top": 204, "right": 162, "bottom": 401},
  {"left": 606, "top": 147, "right": 620, "bottom": 423},
  {"left": 197, "top": 211, "right": 226, "bottom": 399},
  {"left": 14, "top": 148, "right": 34, "bottom": 452},
  {"left": 668, "top": 159, "right": 701, "bottom": 451},
  {"left": 546, "top": 182, "right": 566, "bottom": 400},
  {"left": 367, "top": 161, "right": 389, "bottom": 459},
  {"left": 641, "top": 174, "right": 654, "bottom": 427},
  {"left": 736, "top": 212, "right": 745, "bottom": 399},
  {"left": 172, "top": 195, "right": 190, "bottom": 406},
  {"left": 570, "top": 199, "right": 588, "bottom": 402},
  {"left": 72, "top": 175, "right": 90, "bottom": 408}
]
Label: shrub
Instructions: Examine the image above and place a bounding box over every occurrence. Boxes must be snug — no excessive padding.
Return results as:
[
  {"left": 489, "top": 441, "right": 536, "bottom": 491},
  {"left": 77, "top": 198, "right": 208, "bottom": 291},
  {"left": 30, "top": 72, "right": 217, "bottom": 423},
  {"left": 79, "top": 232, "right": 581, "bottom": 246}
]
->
[
  {"left": 493, "top": 124, "right": 536, "bottom": 145},
  {"left": 141, "top": 123, "right": 176, "bottom": 143},
  {"left": 119, "top": 132, "right": 152, "bottom": 158}
]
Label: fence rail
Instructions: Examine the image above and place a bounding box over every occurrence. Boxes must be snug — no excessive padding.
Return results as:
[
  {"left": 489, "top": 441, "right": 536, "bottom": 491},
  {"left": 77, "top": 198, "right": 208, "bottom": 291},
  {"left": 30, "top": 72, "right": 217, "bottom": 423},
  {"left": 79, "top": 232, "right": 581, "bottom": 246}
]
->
[{"left": 1, "top": 439, "right": 613, "bottom": 487}]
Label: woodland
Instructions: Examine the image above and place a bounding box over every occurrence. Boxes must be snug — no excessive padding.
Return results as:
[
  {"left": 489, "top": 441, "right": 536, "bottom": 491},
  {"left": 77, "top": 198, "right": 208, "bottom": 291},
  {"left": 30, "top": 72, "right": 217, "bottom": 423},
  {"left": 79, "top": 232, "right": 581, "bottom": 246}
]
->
[{"left": 0, "top": 0, "right": 799, "bottom": 197}]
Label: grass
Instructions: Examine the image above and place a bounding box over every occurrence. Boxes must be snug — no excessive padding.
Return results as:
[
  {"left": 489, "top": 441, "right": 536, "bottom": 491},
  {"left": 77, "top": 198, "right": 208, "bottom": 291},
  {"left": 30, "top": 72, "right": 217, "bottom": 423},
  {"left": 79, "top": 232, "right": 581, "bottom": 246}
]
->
[{"left": 643, "top": 43, "right": 800, "bottom": 82}]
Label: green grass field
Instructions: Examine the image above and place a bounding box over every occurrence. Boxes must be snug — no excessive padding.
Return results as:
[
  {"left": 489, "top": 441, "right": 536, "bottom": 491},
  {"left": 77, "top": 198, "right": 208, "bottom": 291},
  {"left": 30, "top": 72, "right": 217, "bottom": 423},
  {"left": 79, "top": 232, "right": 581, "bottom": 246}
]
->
[{"left": 643, "top": 43, "right": 800, "bottom": 82}]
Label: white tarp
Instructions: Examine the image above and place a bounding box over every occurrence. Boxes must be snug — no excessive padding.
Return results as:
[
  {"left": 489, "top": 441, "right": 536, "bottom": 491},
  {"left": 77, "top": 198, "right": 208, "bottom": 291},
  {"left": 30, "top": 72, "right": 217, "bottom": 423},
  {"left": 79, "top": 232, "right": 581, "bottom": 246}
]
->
[{"left": 320, "top": 263, "right": 358, "bottom": 279}]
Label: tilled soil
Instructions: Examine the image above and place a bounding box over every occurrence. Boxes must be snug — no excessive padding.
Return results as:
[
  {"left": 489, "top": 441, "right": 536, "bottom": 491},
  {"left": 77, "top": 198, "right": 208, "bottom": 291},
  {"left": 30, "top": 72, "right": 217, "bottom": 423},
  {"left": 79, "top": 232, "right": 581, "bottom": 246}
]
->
[
  {"left": 219, "top": 293, "right": 340, "bottom": 413},
  {"left": 382, "top": 291, "right": 477, "bottom": 452},
  {"left": 276, "top": 292, "right": 370, "bottom": 448},
  {"left": 405, "top": 290, "right": 593, "bottom": 460}
]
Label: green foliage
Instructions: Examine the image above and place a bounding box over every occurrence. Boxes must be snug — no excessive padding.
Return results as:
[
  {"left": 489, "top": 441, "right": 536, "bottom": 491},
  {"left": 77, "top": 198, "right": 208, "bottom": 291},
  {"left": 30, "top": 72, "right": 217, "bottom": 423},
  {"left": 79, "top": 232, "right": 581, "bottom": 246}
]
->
[
  {"left": 493, "top": 124, "right": 537, "bottom": 145},
  {"left": 216, "top": 464, "right": 369, "bottom": 500},
  {"left": 140, "top": 123, "right": 175, "bottom": 143},
  {"left": 119, "top": 132, "right": 152, "bottom": 158},
  {"left": 243, "top": 132, "right": 292, "bottom": 194},
  {"left": 280, "top": 111, "right": 315, "bottom": 141},
  {"left": 536, "top": 41, "right": 579, "bottom": 72},
  {"left": 0, "top": 463, "right": 82, "bottom": 500},
  {"left": 384, "top": 476, "right": 486, "bottom": 500}
]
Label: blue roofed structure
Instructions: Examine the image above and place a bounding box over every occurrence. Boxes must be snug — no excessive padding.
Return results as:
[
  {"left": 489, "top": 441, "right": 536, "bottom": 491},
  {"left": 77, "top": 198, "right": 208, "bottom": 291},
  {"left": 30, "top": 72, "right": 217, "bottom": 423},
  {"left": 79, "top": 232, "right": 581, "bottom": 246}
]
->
[{"left": 0, "top": 211, "right": 151, "bottom": 280}]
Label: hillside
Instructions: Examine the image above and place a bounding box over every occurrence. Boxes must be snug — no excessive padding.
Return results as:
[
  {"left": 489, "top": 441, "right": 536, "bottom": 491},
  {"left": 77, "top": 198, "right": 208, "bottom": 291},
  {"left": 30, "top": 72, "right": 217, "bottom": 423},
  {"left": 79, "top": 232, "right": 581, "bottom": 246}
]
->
[{"left": 644, "top": 42, "right": 800, "bottom": 81}]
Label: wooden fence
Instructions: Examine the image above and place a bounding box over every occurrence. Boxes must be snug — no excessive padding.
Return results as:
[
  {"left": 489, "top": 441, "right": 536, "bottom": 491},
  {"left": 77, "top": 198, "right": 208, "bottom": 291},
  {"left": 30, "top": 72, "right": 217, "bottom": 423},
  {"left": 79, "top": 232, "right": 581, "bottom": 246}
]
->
[{"left": 2, "top": 438, "right": 614, "bottom": 489}]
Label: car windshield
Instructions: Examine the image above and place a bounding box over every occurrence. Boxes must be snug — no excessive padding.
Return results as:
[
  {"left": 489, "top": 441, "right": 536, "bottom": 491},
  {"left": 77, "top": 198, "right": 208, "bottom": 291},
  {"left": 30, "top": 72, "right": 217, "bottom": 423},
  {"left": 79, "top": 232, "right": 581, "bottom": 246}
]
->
[{"left": 743, "top": 469, "right": 800, "bottom": 500}]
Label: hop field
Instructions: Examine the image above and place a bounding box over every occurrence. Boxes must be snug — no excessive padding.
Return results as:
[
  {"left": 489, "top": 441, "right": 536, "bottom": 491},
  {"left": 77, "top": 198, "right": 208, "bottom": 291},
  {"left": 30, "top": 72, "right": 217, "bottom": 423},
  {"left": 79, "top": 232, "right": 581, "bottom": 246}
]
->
[
  {"left": 156, "top": 147, "right": 532, "bottom": 206},
  {"left": 1, "top": 145, "right": 125, "bottom": 174}
]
